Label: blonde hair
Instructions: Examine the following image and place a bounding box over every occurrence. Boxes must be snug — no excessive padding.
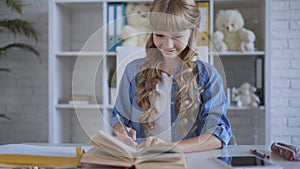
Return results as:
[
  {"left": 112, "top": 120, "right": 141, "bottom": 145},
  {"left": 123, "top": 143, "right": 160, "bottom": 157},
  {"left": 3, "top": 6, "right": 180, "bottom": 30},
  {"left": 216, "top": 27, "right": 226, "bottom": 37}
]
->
[{"left": 136, "top": 0, "right": 202, "bottom": 137}]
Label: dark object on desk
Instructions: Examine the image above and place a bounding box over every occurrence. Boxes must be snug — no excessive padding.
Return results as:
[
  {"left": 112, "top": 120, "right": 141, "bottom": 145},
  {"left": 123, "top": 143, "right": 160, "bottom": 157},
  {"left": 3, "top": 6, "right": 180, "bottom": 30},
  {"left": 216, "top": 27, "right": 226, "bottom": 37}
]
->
[
  {"left": 271, "top": 142, "right": 300, "bottom": 161},
  {"left": 212, "top": 156, "right": 282, "bottom": 169},
  {"left": 0, "top": 114, "right": 12, "bottom": 120},
  {"left": 250, "top": 149, "right": 270, "bottom": 160}
]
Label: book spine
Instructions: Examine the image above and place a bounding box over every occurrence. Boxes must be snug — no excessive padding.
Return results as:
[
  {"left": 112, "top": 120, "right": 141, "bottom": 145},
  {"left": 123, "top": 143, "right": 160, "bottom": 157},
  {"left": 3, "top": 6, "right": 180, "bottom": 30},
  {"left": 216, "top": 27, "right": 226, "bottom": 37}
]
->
[
  {"left": 107, "top": 3, "right": 126, "bottom": 52},
  {"left": 196, "top": 1, "right": 210, "bottom": 46},
  {"left": 255, "top": 56, "right": 264, "bottom": 105}
]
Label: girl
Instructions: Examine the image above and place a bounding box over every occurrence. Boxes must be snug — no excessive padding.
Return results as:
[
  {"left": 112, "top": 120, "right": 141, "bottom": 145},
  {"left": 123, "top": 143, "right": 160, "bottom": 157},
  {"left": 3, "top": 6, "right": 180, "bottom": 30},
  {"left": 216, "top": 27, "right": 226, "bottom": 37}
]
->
[{"left": 111, "top": 0, "right": 232, "bottom": 153}]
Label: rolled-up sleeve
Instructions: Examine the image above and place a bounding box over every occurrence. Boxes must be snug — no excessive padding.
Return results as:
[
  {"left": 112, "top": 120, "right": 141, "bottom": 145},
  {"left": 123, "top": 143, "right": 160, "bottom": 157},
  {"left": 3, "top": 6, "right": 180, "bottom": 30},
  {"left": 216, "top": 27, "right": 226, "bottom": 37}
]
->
[
  {"left": 110, "top": 63, "right": 133, "bottom": 128},
  {"left": 110, "top": 59, "right": 143, "bottom": 128},
  {"left": 199, "top": 63, "right": 232, "bottom": 147}
]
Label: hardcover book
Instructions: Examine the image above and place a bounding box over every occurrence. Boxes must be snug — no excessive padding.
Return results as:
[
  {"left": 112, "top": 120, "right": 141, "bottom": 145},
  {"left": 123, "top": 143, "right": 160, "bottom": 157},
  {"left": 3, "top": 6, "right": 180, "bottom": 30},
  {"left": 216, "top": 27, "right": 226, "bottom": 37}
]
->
[{"left": 80, "top": 131, "right": 187, "bottom": 169}]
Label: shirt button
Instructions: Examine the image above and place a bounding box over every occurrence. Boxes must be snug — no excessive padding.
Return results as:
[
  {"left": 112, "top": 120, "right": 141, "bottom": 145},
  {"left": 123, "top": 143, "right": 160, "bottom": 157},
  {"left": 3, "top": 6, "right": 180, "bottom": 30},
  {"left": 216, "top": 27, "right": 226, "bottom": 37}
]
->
[
  {"left": 171, "top": 102, "right": 175, "bottom": 104},
  {"left": 173, "top": 68, "right": 179, "bottom": 74},
  {"left": 221, "top": 125, "right": 225, "bottom": 131}
]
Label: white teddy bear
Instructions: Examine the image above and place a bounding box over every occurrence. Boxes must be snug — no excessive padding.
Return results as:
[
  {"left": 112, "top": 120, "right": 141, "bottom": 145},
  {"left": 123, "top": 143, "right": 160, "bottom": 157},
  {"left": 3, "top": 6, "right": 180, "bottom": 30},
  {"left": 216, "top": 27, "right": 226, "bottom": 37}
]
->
[
  {"left": 122, "top": 3, "right": 151, "bottom": 46},
  {"left": 212, "top": 10, "right": 256, "bottom": 52},
  {"left": 231, "top": 82, "right": 260, "bottom": 108}
]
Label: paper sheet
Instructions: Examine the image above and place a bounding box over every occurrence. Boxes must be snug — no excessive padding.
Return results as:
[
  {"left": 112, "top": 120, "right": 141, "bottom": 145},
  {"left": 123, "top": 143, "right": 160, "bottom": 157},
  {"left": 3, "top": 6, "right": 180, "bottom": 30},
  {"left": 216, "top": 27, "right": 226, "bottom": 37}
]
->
[{"left": 0, "top": 144, "right": 77, "bottom": 157}]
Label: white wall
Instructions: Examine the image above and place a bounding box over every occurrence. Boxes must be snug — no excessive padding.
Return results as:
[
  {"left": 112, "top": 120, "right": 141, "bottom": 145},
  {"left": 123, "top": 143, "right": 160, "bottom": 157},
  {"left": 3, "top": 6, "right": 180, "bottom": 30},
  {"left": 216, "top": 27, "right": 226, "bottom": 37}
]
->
[
  {"left": 0, "top": 0, "right": 48, "bottom": 144},
  {"left": 270, "top": 0, "right": 300, "bottom": 145},
  {"left": 0, "top": 0, "right": 299, "bottom": 146}
]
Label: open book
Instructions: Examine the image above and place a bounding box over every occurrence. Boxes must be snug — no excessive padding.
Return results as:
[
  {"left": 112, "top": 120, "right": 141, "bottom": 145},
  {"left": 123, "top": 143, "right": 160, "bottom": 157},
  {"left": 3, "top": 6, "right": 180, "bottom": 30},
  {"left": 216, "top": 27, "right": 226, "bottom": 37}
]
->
[{"left": 80, "top": 131, "right": 187, "bottom": 169}]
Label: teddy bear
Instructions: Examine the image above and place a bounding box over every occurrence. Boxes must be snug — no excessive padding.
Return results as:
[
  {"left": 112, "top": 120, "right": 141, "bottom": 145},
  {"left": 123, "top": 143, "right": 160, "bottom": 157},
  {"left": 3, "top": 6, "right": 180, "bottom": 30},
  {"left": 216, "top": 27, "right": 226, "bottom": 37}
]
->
[
  {"left": 211, "top": 31, "right": 227, "bottom": 52},
  {"left": 212, "top": 10, "right": 256, "bottom": 52},
  {"left": 231, "top": 82, "right": 260, "bottom": 108},
  {"left": 121, "top": 3, "right": 151, "bottom": 46}
]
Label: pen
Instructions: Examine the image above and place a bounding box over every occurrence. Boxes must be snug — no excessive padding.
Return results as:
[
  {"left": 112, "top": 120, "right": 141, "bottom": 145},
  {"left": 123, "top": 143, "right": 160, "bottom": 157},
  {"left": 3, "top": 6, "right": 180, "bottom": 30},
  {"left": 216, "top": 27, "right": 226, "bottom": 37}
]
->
[
  {"left": 115, "top": 113, "right": 132, "bottom": 138},
  {"left": 250, "top": 149, "right": 270, "bottom": 160}
]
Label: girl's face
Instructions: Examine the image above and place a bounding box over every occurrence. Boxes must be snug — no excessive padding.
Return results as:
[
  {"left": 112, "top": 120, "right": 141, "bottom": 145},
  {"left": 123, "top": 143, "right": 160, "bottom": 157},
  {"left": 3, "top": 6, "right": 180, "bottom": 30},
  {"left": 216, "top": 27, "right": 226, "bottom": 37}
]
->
[{"left": 153, "top": 29, "right": 191, "bottom": 59}]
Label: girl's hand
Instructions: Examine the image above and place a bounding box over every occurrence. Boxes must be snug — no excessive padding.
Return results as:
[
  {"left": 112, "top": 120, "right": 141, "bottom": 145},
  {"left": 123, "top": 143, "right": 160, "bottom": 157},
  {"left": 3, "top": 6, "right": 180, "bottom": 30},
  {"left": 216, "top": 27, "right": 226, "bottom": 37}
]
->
[
  {"left": 136, "top": 136, "right": 167, "bottom": 149},
  {"left": 113, "top": 123, "right": 137, "bottom": 147}
]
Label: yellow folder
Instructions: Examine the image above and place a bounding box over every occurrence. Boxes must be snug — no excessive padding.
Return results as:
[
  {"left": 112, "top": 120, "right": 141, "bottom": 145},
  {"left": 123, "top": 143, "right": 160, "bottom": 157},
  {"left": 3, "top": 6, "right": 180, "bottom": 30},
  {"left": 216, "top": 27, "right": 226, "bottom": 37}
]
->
[
  {"left": 0, "top": 147, "right": 83, "bottom": 167},
  {"left": 197, "top": 1, "right": 210, "bottom": 46}
]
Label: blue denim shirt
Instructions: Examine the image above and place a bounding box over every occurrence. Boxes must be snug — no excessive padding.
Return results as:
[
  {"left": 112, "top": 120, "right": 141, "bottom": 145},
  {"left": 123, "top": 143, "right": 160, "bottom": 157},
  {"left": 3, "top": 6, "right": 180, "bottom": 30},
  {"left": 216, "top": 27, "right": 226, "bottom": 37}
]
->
[{"left": 111, "top": 58, "right": 232, "bottom": 147}]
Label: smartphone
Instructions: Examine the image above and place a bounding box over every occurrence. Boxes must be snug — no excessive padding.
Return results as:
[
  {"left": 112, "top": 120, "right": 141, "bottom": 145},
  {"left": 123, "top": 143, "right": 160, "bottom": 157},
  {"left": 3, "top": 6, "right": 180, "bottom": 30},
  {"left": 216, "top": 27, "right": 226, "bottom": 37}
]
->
[{"left": 212, "top": 156, "right": 283, "bottom": 169}]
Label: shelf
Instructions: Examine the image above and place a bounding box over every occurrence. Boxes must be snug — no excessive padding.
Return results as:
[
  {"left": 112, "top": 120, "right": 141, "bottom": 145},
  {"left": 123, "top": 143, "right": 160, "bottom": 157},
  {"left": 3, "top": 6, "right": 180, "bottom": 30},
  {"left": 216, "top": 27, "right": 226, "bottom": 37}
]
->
[
  {"left": 106, "top": 51, "right": 117, "bottom": 56},
  {"left": 55, "top": 104, "right": 264, "bottom": 111},
  {"left": 55, "top": 0, "right": 103, "bottom": 4},
  {"left": 211, "top": 51, "right": 265, "bottom": 56},
  {"left": 107, "top": 0, "right": 152, "bottom": 2},
  {"left": 55, "top": 51, "right": 105, "bottom": 57},
  {"left": 106, "top": 51, "right": 265, "bottom": 56},
  {"left": 49, "top": 0, "right": 269, "bottom": 145},
  {"left": 107, "top": 105, "right": 114, "bottom": 109},
  {"left": 228, "top": 105, "right": 265, "bottom": 111},
  {"left": 56, "top": 104, "right": 106, "bottom": 109},
  {"left": 214, "top": 0, "right": 263, "bottom": 8},
  {"left": 55, "top": 0, "right": 153, "bottom": 3}
]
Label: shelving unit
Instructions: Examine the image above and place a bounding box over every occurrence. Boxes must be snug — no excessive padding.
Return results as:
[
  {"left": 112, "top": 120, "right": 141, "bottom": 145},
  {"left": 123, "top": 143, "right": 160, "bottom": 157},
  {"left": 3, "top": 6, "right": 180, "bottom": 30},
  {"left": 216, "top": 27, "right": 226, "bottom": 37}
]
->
[
  {"left": 211, "top": 0, "right": 270, "bottom": 145},
  {"left": 49, "top": 0, "right": 269, "bottom": 144}
]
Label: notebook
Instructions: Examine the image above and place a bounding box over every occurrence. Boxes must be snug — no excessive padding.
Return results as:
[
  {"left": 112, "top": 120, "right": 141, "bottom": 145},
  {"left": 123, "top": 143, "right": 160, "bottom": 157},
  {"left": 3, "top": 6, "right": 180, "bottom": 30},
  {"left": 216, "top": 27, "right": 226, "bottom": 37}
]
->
[{"left": 0, "top": 144, "right": 83, "bottom": 167}]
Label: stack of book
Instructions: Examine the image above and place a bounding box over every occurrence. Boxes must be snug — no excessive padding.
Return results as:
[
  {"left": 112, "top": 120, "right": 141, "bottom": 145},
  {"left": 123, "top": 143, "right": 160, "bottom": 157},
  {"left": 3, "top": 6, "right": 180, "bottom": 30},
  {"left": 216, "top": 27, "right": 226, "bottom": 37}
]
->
[
  {"left": 0, "top": 144, "right": 83, "bottom": 168},
  {"left": 68, "top": 95, "right": 91, "bottom": 105}
]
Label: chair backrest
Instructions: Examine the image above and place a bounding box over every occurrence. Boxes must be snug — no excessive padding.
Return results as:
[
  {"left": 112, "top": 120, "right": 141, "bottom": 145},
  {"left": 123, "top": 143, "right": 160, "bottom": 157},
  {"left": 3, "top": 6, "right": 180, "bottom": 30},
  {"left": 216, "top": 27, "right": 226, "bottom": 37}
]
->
[
  {"left": 229, "top": 134, "right": 237, "bottom": 145},
  {"left": 116, "top": 46, "right": 209, "bottom": 90}
]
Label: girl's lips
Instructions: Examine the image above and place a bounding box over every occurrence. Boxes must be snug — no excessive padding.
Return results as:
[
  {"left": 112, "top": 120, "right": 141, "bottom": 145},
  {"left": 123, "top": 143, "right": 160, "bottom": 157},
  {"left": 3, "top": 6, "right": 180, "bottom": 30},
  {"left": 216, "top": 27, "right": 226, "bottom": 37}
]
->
[{"left": 163, "top": 49, "right": 176, "bottom": 55}]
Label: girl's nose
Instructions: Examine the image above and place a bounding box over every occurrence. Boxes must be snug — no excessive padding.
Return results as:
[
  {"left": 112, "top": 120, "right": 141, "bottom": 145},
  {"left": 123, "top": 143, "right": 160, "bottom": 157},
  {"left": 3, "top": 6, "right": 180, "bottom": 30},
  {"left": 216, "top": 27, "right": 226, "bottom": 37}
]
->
[{"left": 165, "top": 38, "right": 174, "bottom": 48}]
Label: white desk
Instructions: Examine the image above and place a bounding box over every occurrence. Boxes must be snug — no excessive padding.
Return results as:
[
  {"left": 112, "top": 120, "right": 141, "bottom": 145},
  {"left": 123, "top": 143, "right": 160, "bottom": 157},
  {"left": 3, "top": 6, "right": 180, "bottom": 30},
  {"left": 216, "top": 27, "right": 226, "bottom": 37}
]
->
[
  {"left": 185, "top": 145, "right": 299, "bottom": 169},
  {"left": 3, "top": 144, "right": 298, "bottom": 169}
]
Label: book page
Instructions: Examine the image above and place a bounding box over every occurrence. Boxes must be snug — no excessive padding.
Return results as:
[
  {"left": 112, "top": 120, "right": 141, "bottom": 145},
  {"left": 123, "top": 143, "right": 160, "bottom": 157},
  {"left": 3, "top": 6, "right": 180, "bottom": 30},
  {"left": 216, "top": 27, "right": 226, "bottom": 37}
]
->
[
  {"left": 91, "top": 131, "right": 182, "bottom": 157},
  {"left": 136, "top": 153, "right": 187, "bottom": 169},
  {"left": 136, "top": 144, "right": 184, "bottom": 163},
  {"left": 81, "top": 145, "right": 93, "bottom": 153},
  {"left": 138, "top": 143, "right": 181, "bottom": 155},
  {"left": 137, "top": 161, "right": 187, "bottom": 169},
  {"left": 81, "top": 147, "right": 134, "bottom": 168},
  {"left": 0, "top": 144, "right": 77, "bottom": 157},
  {"left": 90, "top": 131, "right": 137, "bottom": 158},
  {"left": 83, "top": 131, "right": 186, "bottom": 168}
]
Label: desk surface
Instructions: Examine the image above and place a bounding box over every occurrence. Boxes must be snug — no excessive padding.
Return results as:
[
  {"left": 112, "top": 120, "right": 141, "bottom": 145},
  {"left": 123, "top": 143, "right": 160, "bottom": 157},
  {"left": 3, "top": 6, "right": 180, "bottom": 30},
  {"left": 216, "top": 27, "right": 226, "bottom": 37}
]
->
[
  {"left": 186, "top": 145, "right": 299, "bottom": 169},
  {"left": 2, "top": 144, "right": 298, "bottom": 169}
]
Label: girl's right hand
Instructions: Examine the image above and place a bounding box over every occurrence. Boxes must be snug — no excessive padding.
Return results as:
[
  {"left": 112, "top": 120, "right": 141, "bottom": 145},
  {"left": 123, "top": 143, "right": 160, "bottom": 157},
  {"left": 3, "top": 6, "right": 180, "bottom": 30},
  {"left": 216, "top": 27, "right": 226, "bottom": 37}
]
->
[{"left": 113, "top": 122, "right": 137, "bottom": 147}]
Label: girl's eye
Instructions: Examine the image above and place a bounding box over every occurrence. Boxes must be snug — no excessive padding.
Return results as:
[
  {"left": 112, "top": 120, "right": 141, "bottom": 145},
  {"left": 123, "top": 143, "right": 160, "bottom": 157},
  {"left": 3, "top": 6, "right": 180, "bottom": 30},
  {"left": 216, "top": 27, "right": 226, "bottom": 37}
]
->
[
  {"left": 174, "top": 36, "right": 182, "bottom": 39},
  {"left": 155, "top": 34, "right": 164, "bottom": 37}
]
